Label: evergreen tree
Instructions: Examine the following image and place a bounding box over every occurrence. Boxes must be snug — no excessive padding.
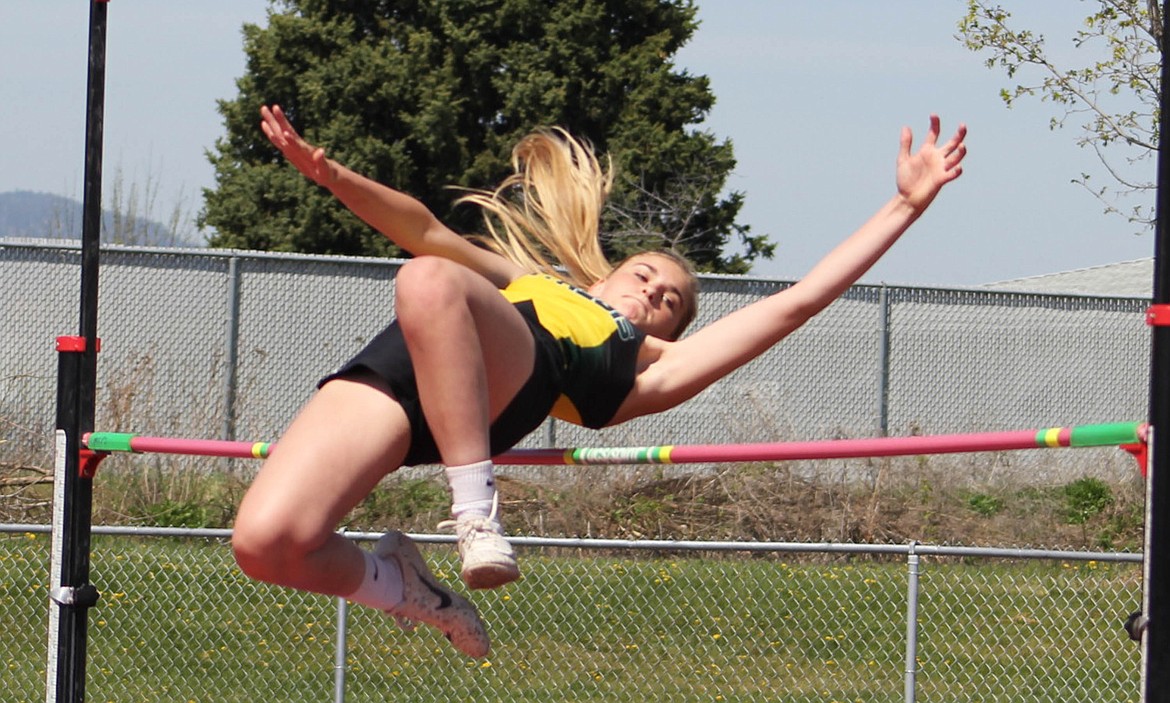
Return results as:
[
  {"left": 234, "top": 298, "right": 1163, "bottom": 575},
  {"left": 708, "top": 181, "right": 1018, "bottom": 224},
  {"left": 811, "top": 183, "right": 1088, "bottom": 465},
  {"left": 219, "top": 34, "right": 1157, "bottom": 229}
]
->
[{"left": 201, "top": 0, "right": 773, "bottom": 273}]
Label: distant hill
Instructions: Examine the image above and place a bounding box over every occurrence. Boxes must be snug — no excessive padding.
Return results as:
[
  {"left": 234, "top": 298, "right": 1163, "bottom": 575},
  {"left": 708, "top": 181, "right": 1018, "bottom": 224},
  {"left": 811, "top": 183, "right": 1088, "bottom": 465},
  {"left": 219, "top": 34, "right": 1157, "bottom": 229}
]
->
[
  {"left": 0, "top": 191, "right": 85, "bottom": 239},
  {"left": 0, "top": 190, "right": 201, "bottom": 246}
]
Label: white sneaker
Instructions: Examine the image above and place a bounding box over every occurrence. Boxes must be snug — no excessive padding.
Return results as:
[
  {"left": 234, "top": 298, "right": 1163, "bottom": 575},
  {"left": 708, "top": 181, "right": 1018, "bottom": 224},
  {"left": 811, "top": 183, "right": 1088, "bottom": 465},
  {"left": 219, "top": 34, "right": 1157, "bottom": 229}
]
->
[
  {"left": 438, "top": 496, "right": 520, "bottom": 590},
  {"left": 375, "top": 531, "right": 490, "bottom": 658}
]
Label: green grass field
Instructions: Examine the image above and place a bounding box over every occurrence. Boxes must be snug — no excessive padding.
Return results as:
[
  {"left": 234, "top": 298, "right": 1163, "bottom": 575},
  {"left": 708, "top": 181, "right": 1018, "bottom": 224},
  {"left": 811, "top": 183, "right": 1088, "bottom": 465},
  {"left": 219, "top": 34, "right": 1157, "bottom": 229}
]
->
[{"left": 1, "top": 532, "right": 1142, "bottom": 702}]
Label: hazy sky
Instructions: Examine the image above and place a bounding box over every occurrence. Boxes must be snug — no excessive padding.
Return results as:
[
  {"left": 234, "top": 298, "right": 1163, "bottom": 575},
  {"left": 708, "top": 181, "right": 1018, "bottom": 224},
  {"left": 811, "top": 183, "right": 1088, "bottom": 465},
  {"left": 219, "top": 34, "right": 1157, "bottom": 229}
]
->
[{"left": 1, "top": 1, "right": 1156, "bottom": 286}]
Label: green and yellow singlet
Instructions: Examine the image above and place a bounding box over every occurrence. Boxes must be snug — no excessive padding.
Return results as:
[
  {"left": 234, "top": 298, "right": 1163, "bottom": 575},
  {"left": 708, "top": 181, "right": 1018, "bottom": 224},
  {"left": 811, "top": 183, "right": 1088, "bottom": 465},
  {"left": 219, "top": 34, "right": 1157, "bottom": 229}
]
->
[{"left": 500, "top": 274, "right": 646, "bottom": 428}]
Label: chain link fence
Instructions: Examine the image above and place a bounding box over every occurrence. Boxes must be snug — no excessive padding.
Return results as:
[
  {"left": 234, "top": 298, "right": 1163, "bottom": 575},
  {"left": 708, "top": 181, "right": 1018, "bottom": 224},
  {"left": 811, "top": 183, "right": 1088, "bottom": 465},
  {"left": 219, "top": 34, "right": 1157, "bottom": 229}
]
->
[
  {"left": 0, "top": 240, "right": 1150, "bottom": 485},
  {"left": 0, "top": 240, "right": 1151, "bottom": 700},
  {"left": 1, "top": 525, "right": 1142, "bottom": 702}
]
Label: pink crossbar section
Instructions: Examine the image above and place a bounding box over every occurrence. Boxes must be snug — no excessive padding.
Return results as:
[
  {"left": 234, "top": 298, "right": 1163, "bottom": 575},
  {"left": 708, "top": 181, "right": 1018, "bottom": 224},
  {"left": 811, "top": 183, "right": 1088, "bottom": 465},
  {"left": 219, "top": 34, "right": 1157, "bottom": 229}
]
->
[
  {"left": 129, "top": 436, "right": 269, "bottom": 459},
  {"left": 88, "top": 426, "right": 1140, "bottom": 466},
  {"left": 503, "top": 430, "right": 1044, "bottom": 465},
  {"left": 674, "top": 430, "right": 1041, "bottom": 462}
]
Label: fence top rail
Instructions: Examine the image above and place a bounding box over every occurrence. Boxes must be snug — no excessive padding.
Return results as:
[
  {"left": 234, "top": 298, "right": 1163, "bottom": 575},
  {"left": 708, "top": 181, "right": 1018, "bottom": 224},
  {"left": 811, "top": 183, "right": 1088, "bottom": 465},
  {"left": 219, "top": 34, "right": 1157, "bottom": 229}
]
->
[
  {"left": 2, "top": 238, "right": 1152, "bottom": 301},
  {"left": 0, "top": 524, "right": 1142, "bottom": 563}
]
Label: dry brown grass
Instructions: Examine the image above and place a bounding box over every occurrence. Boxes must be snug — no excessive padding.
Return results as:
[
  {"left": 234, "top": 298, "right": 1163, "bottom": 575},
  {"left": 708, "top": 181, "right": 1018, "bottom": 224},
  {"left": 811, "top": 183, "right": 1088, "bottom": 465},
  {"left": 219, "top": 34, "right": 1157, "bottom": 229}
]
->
[
  {"left": 483, "top": 459, "right": 1145, "bottom": 551},
  {"left": 1, "top": 434, "right": 1145, "bottom": 554}
]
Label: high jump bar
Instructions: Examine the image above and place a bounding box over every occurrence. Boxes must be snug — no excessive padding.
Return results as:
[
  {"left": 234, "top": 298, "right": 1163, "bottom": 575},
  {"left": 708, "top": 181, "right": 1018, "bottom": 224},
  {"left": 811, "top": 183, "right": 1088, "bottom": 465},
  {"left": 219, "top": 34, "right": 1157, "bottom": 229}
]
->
[{"left": 84, "top": 421, "right": 1147, "bottom": 466}]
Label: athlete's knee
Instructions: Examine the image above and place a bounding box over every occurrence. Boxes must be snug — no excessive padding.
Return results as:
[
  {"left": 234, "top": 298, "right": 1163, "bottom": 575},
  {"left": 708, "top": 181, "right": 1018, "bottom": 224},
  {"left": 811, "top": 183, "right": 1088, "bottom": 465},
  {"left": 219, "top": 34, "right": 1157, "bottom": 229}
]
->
[
  {"left": 230, "top": 509, "right": 284, "bottom": 583},
  {"left": 231, "top": 501, "right": 324, "bottom": 586},
  {"left": 395, "top": 256, "right": 470, "bottom": 320}
]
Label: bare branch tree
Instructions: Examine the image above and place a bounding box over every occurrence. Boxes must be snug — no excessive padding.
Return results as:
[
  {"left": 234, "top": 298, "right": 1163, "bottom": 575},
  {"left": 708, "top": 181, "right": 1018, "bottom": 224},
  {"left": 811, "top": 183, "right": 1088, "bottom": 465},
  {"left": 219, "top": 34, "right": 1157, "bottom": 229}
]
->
[{"left": 959, "top": 0, "right": 1161, "bottom": 227}]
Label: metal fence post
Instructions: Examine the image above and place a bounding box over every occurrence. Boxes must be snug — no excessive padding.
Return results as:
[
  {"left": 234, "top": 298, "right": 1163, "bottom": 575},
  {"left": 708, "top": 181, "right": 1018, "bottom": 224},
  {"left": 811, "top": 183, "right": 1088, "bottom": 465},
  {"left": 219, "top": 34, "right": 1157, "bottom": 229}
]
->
[
  {"left": 221, "top": 256, "right": 241, "bottom": 441},
  {"left": 878, "top": 284, "right": 891, "bottom": 436},
  {"left": 334, "top": 596, "right": 349, "bottom": 703},
  {"left": 904, "top": 540, "right": 920, "bottom": 703}
]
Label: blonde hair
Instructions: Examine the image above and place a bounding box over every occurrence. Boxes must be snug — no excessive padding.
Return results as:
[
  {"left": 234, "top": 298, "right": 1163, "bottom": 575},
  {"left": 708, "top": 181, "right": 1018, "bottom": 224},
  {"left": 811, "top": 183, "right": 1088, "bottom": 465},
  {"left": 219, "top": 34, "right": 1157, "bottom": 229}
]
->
[
  {"left": 459, "top": 127, "right": 701, "bottom": 339},
  {"left": 456, "top": 127, "right": 614, "bottom": 288}
]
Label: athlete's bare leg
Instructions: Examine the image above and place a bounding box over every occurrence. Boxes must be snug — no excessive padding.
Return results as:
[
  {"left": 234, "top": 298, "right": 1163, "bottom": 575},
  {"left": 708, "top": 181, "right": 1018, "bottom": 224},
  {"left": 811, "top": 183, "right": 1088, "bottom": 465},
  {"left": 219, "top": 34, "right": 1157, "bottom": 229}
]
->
[
  {"left": 232, "top": 374, "right": 412, "bottom": 596},
  {"left": 394, "top": 256, "right": 536, "bottom": 467}
]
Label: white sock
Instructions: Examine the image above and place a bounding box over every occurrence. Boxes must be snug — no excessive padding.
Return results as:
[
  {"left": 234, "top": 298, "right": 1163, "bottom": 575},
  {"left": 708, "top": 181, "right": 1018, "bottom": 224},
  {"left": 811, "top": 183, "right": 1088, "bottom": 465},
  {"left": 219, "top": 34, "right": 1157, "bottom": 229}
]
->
[
  {"left": 445, "top": 460, "right": 496, "bottom": 518},
  {"left": 346, "top": 551, "right": 404, "bottom": 610}
]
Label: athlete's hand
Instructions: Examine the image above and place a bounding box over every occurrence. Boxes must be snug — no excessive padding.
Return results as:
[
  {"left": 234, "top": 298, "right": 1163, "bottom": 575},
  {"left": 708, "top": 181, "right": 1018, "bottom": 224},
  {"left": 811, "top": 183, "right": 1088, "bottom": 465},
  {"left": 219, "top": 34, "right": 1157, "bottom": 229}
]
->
[
  {"left": 896, "top": 114, "right": 967, "bottom": 213},
  {"left": 260, "top": 104, "right": 337, "bottom": 187}
]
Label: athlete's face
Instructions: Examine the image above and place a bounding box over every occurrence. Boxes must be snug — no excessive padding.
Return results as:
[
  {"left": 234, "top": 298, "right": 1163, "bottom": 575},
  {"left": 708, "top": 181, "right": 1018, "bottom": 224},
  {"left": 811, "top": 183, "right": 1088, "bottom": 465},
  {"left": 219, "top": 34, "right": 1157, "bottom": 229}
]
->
[{"left": 589, "top": 254, "right": 693, "bottom": 340}]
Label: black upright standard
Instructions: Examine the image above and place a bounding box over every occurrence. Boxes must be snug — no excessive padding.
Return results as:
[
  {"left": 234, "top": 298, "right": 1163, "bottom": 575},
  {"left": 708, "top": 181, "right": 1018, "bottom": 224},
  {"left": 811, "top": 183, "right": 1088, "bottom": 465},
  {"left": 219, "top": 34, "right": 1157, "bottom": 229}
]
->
[
  {"left": 1144, "top": 3, "right": 1170, "bottom": 701},
  {"left": 46, "top": 1, "right": 108, "bottom": 701}
]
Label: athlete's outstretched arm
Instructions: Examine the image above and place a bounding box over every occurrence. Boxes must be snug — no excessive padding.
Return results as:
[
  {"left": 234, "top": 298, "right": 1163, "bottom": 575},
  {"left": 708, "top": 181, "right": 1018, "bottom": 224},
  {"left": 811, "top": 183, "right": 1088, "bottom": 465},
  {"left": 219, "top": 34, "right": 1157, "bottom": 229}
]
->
[
  {"left": 260, "top": 104, "right": 523, "bottom": 287},
  {"left": 614, "top": 115, "right": 967, "bottom": 421}
]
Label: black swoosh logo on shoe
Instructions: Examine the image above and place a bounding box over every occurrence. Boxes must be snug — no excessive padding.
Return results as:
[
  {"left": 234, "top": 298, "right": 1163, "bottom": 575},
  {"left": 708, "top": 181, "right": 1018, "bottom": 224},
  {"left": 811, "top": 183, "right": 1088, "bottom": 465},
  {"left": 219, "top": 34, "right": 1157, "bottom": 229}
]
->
[{"left": 421, "top": 578, "right": 453, "bottom": 610}]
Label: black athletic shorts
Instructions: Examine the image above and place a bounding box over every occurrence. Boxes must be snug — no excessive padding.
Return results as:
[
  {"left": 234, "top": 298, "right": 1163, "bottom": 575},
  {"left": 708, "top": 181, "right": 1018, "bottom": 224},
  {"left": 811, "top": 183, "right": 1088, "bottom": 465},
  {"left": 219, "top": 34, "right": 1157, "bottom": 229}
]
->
[{"left": 318, "top": 300, "right": 564, "bottom": 466}]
